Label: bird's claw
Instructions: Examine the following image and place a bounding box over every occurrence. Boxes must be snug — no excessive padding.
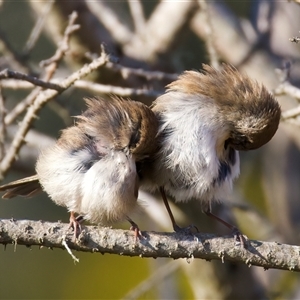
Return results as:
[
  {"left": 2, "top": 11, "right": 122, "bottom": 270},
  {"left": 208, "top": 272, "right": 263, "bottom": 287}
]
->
[
  {"left": 68, "top": 213, "right": 83, "bottom": 241},
  {"left": 129, "top": 223, "right": 145, "bottom": 242},
  {"left": 232, "top": 227, "right": 248, "bottom": 248}
]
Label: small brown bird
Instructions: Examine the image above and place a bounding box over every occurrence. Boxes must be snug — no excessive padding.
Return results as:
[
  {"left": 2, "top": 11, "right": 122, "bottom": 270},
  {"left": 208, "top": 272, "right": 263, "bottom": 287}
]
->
[
  {"left": 0, "top": 96, "right": 158, "bottom": 237},
  {"left": 141, "top": 64, "right": 281, "bottom": 243}
]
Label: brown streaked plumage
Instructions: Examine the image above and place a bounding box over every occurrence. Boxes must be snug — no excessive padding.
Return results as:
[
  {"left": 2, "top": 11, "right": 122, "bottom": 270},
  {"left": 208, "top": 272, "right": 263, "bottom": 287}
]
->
[
  {"left": 0, "top": 96, "right": 158, "bottom": 238},
  {"left": 141, "top": 64, "right": 281, "bottom": 245}
]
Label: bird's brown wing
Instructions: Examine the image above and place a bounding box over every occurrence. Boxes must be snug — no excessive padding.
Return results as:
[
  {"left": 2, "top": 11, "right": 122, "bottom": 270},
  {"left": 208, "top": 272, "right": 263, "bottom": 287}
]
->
[{"left": 0, "top": 174, "right": 42, "bottom": 199}]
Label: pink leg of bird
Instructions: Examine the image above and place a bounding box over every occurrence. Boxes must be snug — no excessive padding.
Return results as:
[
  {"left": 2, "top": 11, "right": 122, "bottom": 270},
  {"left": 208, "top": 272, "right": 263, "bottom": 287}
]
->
[
  {"left": 68, "top": 211, "right": 82, "bottom": 240},
  {"left": 126, "top": 216, "right": 143, "bottom": 242}
]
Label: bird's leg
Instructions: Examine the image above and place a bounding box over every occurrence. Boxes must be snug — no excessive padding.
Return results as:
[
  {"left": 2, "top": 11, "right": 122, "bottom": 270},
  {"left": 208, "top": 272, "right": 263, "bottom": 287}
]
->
[
  {"left": 205, "top": 210, "right": 247, "bottom": 247},
  {"left": 126, "top": 216, "right": 143, "bottom": 241},
  {"left": 159, "top": 186, "right": 181, "bottom": 231},
  {"left": 159, "top": 186, "right": 198, "bottom": 233},
  {"left": 68, "top": 211, "right": 83, "bottom": 240}
]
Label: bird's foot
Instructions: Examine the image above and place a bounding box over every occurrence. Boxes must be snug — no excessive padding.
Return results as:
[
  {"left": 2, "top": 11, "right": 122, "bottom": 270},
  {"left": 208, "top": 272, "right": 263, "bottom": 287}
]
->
[
  {"left": 232, "top": 227, "right": 248, "bottom": 248},
  {"left": 68, "top": 212, "right": 83, "bottom": 241},
  {"left": 126, "top": 216, "right": 144, "bottom": 242},
  {"left": 205, "top": 210, "right": 248, "bottom": 248}
]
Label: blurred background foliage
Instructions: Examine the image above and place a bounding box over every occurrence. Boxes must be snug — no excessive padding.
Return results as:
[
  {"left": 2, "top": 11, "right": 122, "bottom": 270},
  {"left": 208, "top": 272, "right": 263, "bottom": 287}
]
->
[{"left": 1, "top": 0, "right": 300, "bottom": 299}]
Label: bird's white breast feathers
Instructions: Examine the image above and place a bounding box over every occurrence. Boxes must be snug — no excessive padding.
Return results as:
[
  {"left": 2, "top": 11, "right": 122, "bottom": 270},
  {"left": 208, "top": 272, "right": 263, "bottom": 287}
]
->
[
  {"left": 36, "top": 145, "right": 138, "bottom": 224},
  {"left": 150, "top": 92, "right": 240, "bottom": 207}
]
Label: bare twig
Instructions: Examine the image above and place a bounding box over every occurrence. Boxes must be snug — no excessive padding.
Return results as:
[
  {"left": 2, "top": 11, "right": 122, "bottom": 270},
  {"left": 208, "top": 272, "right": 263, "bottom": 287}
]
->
[
  {"left": 40, "top": 11, "right": 80, "bottom": 72},
  {"left": 190, "top": 3, "right": 253, "bottom": 66},
  {"left": 197, "top": 0, "right": 220, "bottom": 69},
  {"left": 62, "top": 235, "right": 79, "bottom": 263},
  {"left": 4, "top": 89, "right": 41, "bottom": 126},
  {"left": 0, "top": 78, "right": 161, "bottom": 101},
  {"left": 85, "top": 1, "right": 133, "bottom": 45},
  {"left": 274, "top": 82, "right": 300, "bottom": 102},
  {"left": 23, "top": 0, "right": 55, "bottom": 55},
  {"left": 74, "top": 80, "right": 161, "bottom": 98},
  {"left": 0, "top": 84, "right": 5, "bottom": 164},
  {"left": 124, "top": 1, "right": 196, "bottom": 61},
  {"left": 105, "top": 62, "right": 178, "bottom": 81},
  {"left": 282, "top": 105, "right": 300, "bottom": 120},
  {"left": 127, "top": 0, "right": 146, "bottom": 34},
  {"left": 0, "top": 52, "right": 110, "bottom": 175},
  {"left": 0, "top": 79, "right": 34, "bottom": 89},
  {"left": 273, "top": 63, "right": 300, "bottom": 123},
  {"left": 1, "top": 11, "right": 80, "bottom": 127},
  {"left": 0, "top": 69, "right": 63, "bottom": 92},
  {"left": 0, "top": 219, "right": 300, "bottom": 272}
]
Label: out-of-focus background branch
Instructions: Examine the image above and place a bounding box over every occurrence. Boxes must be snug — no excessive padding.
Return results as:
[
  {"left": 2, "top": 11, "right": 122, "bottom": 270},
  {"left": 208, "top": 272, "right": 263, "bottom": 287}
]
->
[{"left": 1, "top": 0, "right": 300, "bottom": 299}]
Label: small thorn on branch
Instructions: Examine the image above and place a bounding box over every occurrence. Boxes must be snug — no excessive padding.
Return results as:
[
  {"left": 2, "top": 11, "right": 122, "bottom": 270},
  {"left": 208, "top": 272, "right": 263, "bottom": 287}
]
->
[{"left": 289, "top": 31, "right": 300, "bottom": 44}]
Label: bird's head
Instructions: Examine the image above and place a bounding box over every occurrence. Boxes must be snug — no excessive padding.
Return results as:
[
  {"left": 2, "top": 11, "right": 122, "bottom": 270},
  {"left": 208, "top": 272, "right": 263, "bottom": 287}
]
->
[{"left": 165, "top": 64, "right": 281, "bottom": 151}]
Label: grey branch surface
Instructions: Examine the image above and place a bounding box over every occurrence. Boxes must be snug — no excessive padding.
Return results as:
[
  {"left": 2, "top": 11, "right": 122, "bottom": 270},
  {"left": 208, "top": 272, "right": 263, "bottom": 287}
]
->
[{"left": 0, "top": 218, "right": 299, "bottom": 272}]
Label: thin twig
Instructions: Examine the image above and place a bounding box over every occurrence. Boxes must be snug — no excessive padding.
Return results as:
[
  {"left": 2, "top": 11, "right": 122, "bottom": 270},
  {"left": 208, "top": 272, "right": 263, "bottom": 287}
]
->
[
  {"left": 0, "top": 84, "right": 5, "bottom": 165},
  {"left": 106, "top": 62, "right": 178, "bottom": 81},
  {"left": 1, "top": 11, "right": 80, "bottom": 127},
  {"left": 23, "top": 0, "right": 55, "bottom": 55},
  {"left": 40, "top": 11, "right": 80, "bottom": 75},
  {"left": 0, "top": 78, "right": 162, "bottom": 99},
  {"left": 0, "top": 79, "right": 33, "bottom": 89},
  {"left": 274, "top": 82, "right": 300, "bottom": 102},
  {"left": 274, "top": 82, "right": 300, "bottom": 121},
  {"left": 124, "top": 1, "right": 195, "bottom": 61},
  {"left": 74, "top": 80, "right": 161, "bottom": 98},
  {"left": 85, "top": 1, "right": 133, "bottom": 45},
  {"left": 0, "top": 51, "right": 110, "bottom": 175},
  {"left": 197, "top": 0, "right": 220, "bottom": 69},
  {"left": 4, "top": 89, "right": 41, "bottom": 126},
  {"left": 0, "top": 69, "right": 63, "bottom": 92},
  {"left": 127, "top": 0, "right": 146, "bottom": 34},
  {"left": 0, "top": 219, "right": 300, "bottom": 272},
  {"left": 282, "top": 106, "right": 300, "bottom": 120},
  {"left": 62, "top": 235, "right": 79, "bottom": 263}
]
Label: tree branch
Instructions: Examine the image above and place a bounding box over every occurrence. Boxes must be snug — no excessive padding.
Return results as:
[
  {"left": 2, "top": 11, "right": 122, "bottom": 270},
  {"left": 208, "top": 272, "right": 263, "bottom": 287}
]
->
[
  {"left": 0, "top": 85, "right": 5, "bottom": 164},
  {"left": 22, "top": 0, "right": 55, "bottom": 56},
  {"left": 274, "top": 81, "right": 300, "bottom": 102},
  {"left": 0, "top": 69, "right": 64, "bottom": 92},
  {"left": 39, "top": 11, "right": 80, "bottom": 70},
  {"left": 85, "top": 1, "right": 133, "bottom": 45},
  {"left": 105, "top": 62, "right": 178, "bottom": 81},
  {"left": 0, "top": 51, "right": 110, "bottom": 175},
  {"left": 0, "top": 78, "right": 162, "bottom": 99},
  {"left": 73, "top": 80, "right": 161, "bottom": 98},
  {"left": 197, "top": 0, "right": 220, "bottom": 69},
  {"left": 0, "top": 218, "right": 299, "bottom": 272}
]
